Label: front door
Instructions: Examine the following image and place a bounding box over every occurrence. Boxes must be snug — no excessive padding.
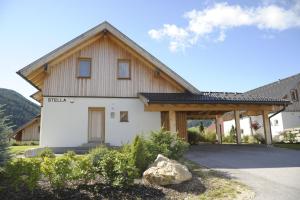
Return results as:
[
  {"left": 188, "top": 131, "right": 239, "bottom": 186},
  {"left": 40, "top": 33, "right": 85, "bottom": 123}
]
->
[{"left": 88, "top": 108, "right": 105, "bottom": 143}]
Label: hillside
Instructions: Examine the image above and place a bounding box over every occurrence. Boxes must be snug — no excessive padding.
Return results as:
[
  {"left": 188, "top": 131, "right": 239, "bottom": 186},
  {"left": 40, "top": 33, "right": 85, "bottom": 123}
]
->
[{"left": 0, "top": 88, "right": 40, "bottom": 130}]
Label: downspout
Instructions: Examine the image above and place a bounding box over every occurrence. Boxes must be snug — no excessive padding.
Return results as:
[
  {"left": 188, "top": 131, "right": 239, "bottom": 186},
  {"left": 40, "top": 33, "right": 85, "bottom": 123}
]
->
[{"left": 268, "top": 105, "right": 286, "bottom": 143}]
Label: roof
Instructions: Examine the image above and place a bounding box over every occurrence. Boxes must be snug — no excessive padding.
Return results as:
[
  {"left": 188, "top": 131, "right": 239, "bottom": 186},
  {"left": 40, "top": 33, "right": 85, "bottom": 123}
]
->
[
  {"left": 11, "top": 115, "right": 40, "bottom": 137},
  {"left": 17, "top": 21, "right": 200, "bottom": 94},
  {"left": 245, "top": 73, "right": 300, "bottom": 111},
  {"left": 139, "top": 92, "right": 291, "bottom": 105}
]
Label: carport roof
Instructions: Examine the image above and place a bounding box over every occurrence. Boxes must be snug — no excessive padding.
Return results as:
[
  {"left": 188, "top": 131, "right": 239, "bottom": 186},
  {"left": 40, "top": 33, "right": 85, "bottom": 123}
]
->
[{"left": 139, "top": 92, "right": 291, "bottom": 105}]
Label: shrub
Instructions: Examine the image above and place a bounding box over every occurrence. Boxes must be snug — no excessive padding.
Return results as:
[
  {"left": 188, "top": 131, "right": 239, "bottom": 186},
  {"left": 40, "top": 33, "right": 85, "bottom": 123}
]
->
[
  {"left": 40, "top": 152, "right": 75, "bottom": 189},
  {"left": 242, "top": 135, "right": 249, "bottom": 143},
  {"left": 38, "top": 147, "right": 55, "bottom": 159},
  {"left": 5, "top": 158, "right": 41, "bottom": 191},
  {"left": 89, "top": 146, "right": 110, "bottom": 168},
  {"left": 0, "top": 105, "right": 12, "bottom": 165},
  {"left": 282, "top": 132, "right": 297, "bottom": 143},
  {"left": 187, "top": 129, "right": 201, "bottom": 145},
  {"left": 145, "top": 129, "right": 189, "bottom": 163},
  {"left": 204, "top": 131, "right": 216, "bottom": 143},
  {"left": 131, "top": 135, "right": 148, "bottom": 175},
  {"left": 72, "top": 155, "right": 94, "bottom": 184},
  {"left": 248, "top": 135, "right": 258, "bottom": 144},
  {"left": 97, "top": 149, "right": 138, "bottom": 187},
  {"left": 253, "top": 134, "right": 265, "bottom": 144}
]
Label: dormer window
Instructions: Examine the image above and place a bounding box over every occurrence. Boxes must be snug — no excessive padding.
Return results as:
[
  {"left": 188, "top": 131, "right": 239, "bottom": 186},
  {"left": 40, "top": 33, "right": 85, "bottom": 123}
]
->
[
  {"left": 290, "top": 89, "right": 299, "bottom": 102},
  {"left": 77, "top": 58, "right": 91, "bottom": 78},
  {"left": 117, "top": 59, "right": 131, "bottom": 79}
]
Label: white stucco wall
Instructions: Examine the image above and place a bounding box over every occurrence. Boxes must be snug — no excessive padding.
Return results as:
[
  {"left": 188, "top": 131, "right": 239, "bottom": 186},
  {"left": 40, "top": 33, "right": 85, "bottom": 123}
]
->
[
  {"left": 282, "top": 112, "right": 300, "bottom": 129},
  {"left": 40, "top": 97, "right": 161, "bottom": 147},
  {"left": 223, "top": 117, "right": 252, "bottom": 136}
]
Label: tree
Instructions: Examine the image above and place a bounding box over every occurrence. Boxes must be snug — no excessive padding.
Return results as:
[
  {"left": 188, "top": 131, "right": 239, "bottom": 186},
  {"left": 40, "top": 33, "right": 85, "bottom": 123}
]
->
[
  {"left": 199, "top": 122, "right": 205, "bottom": 134},
  {"left": 0, "top": 105, "right": 12, "bottom": 165}
]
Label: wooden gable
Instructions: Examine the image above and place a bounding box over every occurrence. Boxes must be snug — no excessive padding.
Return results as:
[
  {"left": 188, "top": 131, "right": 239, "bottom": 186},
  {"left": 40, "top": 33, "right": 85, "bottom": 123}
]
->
[{"left": 43, "top": 33, "right": 185, "bottom": 97}]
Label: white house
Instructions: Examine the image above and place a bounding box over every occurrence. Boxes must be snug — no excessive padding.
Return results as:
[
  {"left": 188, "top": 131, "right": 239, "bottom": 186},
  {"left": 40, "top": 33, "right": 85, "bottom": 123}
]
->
[
  {"left": 17, "top": 22, "right": 289, "bottom": 147},
  {"left": 224, "top": 73, "right": 300, "bottom": 140}
]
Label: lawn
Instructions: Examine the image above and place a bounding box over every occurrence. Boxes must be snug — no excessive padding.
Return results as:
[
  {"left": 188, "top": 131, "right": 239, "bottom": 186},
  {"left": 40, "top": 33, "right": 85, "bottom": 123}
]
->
[
  {"left": 8, "top": 145, "right": 38, "bottom": 156},
  {"left": 274, "top": 143, "right": 300, "bottom": 150}
]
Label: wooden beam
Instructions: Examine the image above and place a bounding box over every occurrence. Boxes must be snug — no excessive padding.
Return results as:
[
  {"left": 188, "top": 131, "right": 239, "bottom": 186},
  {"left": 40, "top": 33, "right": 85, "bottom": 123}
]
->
[
  {"left": 169, "top": 110, "right": 176, "bottom": 133},
  {"left": 234, "top": 110, "right": 242, "bottom": 144},
  {"left": 262, "top": 110, "right": 272, "bottom": 145},
  {"left": 145, "top": 103, "right": 282, "bottom": 112},
  {"left": 216, "top": 116, "right": 222, "bottom": 144}
]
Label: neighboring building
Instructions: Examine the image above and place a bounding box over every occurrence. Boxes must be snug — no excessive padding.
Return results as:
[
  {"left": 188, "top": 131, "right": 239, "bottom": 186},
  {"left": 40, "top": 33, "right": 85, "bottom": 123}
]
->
[
  {"left": 224, "top": 73, "right": 300, "bottom": 139},
  {"left": 17, "top": 22, "right": 289, "bottom": 147},
  {"left": 13, "top": 115, "right": 40, "bottom": 142}
]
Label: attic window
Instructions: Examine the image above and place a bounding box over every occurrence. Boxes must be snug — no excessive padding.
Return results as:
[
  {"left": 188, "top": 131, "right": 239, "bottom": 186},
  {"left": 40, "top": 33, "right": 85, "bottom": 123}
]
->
[
  {"left": 78, "top": 58, "right": 91, "bottom": 78},
  {"left": 290, "top": 89, "right": 299, "bottom": 102},
  {"left": 117, "top": 59, "right": 131, "bottom": 79}
]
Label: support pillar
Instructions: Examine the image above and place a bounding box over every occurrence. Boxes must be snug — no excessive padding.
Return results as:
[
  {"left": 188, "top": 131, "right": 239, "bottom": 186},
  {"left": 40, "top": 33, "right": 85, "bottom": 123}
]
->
[
  {"left": 262, "top": 110, "right": 272, "bottom": 145},
  {"left": 215, "top": 116, "right": 222, "bottom": 144},
  {"left": 169, "top": 110, "right": 176, "bottom": 133},
  {"left": 234, "top": 110, "right": 242, "bottom": 144}
]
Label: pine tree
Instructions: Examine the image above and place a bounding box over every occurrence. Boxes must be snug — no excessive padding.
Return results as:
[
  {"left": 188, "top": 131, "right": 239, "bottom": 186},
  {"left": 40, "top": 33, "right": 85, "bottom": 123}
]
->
[
  {"left": 131, "top": 135, "right": 148, "bottom": 175},
  {"left": 0, "top": 105, "right": 12, "bottom": 165}
]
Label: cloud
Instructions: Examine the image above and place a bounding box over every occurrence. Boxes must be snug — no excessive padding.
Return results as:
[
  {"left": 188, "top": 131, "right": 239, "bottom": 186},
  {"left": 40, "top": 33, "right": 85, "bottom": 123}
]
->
[{"left": 148, "top": 1, "right": 300, "bottom": 52}]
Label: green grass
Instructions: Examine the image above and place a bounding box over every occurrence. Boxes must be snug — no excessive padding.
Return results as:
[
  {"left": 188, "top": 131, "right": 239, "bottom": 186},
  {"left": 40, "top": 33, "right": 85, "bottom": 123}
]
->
[
  {"left": 274, "top": 143, "right": 300, "bottom": 150},
  {"left": 9, "top": 145, "right": 38, "bottom": 156},
  {"left": 181, "top": 159, "right": 254, "bottom": 200}
]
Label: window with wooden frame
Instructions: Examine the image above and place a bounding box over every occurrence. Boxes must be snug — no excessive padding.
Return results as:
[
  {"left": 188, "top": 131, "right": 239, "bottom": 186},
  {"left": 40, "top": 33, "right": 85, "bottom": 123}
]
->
[
  {"left": 117, "top": 59, "right": 131, "bottom": 79},
  {"left": 290, "top": 89, "right": 299, "bottom": 102},
  {"left": 77, "top": 58, "right": 91, "bottom": 78},
  {"left": 120, "top": 111, "right": 129, "bottom": 122}
]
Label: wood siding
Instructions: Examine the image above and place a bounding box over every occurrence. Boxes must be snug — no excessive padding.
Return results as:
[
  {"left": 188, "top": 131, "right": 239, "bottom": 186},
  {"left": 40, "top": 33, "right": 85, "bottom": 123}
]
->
[
  {"left": 21, "top": 120, "right": 40, "bottom": 141},
  {"left": 161, "top": 111, "right": 170, "bottom": 130},
  {"left": 43, "top": 34, "right": 184, "bottom": 97},
  {"left": 176, "top": 111, "right": 187, "bottom": 140}
]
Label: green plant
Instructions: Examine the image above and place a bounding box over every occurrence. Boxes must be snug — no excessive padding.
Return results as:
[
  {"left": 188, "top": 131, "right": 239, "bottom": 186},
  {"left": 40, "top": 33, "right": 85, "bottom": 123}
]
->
[
  {"left": 0, "top": 105, "right": 12, "bottom": 165},
  {"left": 223, "top": 125, "right": 236, "bottom": 143},
  {"left": 248, "top": 135, "right": 258, "bottom": 144},
  {"left": 89, "top": 146, "right": 110, "bottom": 168},
  {"left": 242, "top": 135, "right": 249, "bottom": 143},
  {"left": 40, "top": 152, "right": 75, "bottom": 189},
  {"left": 5, "top": 158, "right": 41, "bottom": 191},
  {"left": 187, "top": 129, "right": 201, "bottom": 145},
  {"left": 38, "top": 147, "right": 55, "bottom": 159},
  {"left": 253, "top": 134, "right": 265, "bottom": 144},
  {"left": 72, "top": 155, "right": 94, "bottom": 184},
  {"left": 145, "top": 128, "right": 189, "bottom": 163},
  {"left": 282, "top": 132, "right": 297, "bottom": 143},
  {"left": 204, "top": 131, "right": 217, "bottom": 143},
  {"left": 131, "top": 135, "right": 148, "bottom": 175}
]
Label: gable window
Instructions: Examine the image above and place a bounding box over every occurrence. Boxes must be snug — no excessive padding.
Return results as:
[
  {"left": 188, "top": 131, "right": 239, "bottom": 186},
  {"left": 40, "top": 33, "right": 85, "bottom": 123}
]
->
[
  {"left": 78, "top": 58, "right": 91, "bottom": 78},
  {"left": 290, "top": 89, "right": 299, "bottom": 102},
  {"left": 117, "top": 59, "right": 131, "bottom": 79},
  {"left": 120, "top": 111, "right": 129, "bottom": 122}
]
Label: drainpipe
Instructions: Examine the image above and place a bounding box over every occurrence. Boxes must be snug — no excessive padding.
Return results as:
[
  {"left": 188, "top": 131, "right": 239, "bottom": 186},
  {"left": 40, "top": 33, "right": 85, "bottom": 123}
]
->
[{"left": 268, "top": 105, "right": 286, "bottom": 143}]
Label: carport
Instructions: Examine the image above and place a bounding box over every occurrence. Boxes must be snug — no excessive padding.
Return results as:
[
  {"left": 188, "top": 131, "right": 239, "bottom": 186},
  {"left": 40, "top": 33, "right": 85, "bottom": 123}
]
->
[{"left": 139, "top": 92, "right": 290, "bottom": 145}]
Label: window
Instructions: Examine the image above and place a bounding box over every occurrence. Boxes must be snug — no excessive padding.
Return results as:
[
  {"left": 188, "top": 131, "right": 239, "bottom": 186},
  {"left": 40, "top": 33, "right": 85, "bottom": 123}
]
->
[
  {"left": 273, "top": 119, "right": 279, "bottom": 126},
  {"left": 78, "top": 58, "right": 91, "bottom": 78},
  {"left": 290, "top": 89, "right": 299, "bottom": 102},
  {"left": 120, "top": 111, "right": 128, "bottom": 122},
  {"left": 117, "top": 59, "right": 131, "bottom": 79}
]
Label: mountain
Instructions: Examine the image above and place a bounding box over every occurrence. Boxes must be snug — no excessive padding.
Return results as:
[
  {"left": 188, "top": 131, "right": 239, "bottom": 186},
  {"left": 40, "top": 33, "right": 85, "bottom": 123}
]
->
[{"left": 0, "top": 88, "right": 40, "bottom": 130}]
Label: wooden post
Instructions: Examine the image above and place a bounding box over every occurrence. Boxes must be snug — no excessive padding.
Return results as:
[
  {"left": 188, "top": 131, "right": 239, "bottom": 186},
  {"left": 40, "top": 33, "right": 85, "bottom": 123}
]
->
[
  {"left": 169, "top": 110, "right": 176, "bottom": 133},
  {"left": 234, "top": 110, "right": 242, "bottom": 144},
  {"left": 262, "top": 110, "right": 272, "bottom": 145},
  {"left": 215, "top": 116, "right": 222, "bottom": 144}
]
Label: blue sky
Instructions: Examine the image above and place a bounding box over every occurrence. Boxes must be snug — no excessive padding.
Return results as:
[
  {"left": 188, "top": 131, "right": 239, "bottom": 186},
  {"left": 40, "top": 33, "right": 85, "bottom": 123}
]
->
[{"left": 0, "top": 0, "right": 299, "bottom": 102}]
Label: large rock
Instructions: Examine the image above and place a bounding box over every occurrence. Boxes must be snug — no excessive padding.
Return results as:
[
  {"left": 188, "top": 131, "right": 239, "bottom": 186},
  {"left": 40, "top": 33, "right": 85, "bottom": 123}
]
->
[{"left": 143, "top": 154, "right": 192, "bottom": 185}]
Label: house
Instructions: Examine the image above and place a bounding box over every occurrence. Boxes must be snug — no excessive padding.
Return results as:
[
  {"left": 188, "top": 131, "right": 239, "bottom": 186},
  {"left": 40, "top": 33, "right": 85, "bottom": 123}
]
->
[
  {"left": 17, "top": 21, "right": 290, "bottom": 147},
  {"left": 223, "top": 73, "right": 300, "bottom": 140},
  {"left": 12, "top": 115, "right": 40, "bottom": 142}
]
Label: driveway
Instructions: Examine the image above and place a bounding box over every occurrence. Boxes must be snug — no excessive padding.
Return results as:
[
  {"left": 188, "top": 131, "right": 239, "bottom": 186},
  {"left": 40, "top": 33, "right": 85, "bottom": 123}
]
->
[{"left": 185, "top": 144, "right": 300, "bottom": 200}]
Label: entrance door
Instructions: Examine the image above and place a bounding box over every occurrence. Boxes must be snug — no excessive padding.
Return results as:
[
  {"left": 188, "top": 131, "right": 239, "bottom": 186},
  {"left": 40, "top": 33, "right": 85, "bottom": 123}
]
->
[{"left": 88, "top": 108, "right": 105, "bottom": 143}]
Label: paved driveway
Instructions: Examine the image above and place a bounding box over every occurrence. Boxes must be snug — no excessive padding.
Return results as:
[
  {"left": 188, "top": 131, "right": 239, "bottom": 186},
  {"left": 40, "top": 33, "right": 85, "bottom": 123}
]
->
[{"left": 185, "top": 144, "right": 300, "bottom": 200}]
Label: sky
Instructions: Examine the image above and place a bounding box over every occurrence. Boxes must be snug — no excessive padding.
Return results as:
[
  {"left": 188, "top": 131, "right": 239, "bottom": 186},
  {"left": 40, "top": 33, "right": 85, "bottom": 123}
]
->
[{"left": 0, "top": 0, "right": 299, "bottom": 103}]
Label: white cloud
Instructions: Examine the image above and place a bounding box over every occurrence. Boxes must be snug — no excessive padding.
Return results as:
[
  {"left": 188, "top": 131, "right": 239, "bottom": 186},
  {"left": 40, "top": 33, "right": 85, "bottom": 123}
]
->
[{"left": 148, "top": 1, "right": 300, "bottom": 52}]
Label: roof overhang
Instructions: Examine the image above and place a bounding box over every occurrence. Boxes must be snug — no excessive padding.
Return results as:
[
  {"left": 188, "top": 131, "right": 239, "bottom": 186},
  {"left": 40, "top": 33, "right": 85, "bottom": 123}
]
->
[
  {"left": 17, "top": 21, "right": 200, "bottom": 94},
  {"left": 11, "top": 115, "right": 41, "bottom": 138}
]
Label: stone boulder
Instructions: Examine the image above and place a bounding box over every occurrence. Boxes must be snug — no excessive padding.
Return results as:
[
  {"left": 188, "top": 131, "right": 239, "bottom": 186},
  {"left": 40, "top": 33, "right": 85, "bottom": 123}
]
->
[{"left": 143, "top": 154, "right": 192, "bottom": 185}]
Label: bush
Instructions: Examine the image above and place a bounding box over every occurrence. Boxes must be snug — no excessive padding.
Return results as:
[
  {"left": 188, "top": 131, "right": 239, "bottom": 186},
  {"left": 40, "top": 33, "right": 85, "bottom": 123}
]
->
[
  {"left": 40, "top": 152, "right": 75, "bottom": 189},
  {"left": 248, "top": 135, "right": 258, "bottom": 144},
  {"left": 242, "top": 135, "right": 249, "bottom": 143},
  {"left": 203, "top": 131, "right": 216, "bottom": 143},
  {"left": 38, "top": 147, "right": 55, "bottom": 159},
  {"left": 187, "top": 129, "right": 201, "bottom": 145},
  {"left": 253, "top": 134, "right": 265, "bottom": 144},
  {"left": 89, "top": 146, "right": 110, "bottom": 168},
  {"left": 97, "top": 149, "right": 138, "bottom": 187},
  {"left": 144, "top": 129, "right": 189, "bottom": 163},
  {"left": 131, "top": 136, "right": 148, "bottom": 175},
  {"left": 5, "top": 158, "right": 41, "bottom": 191},
  {"left": 282, "top": 132, "right": 297, "bottom": 143}
]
